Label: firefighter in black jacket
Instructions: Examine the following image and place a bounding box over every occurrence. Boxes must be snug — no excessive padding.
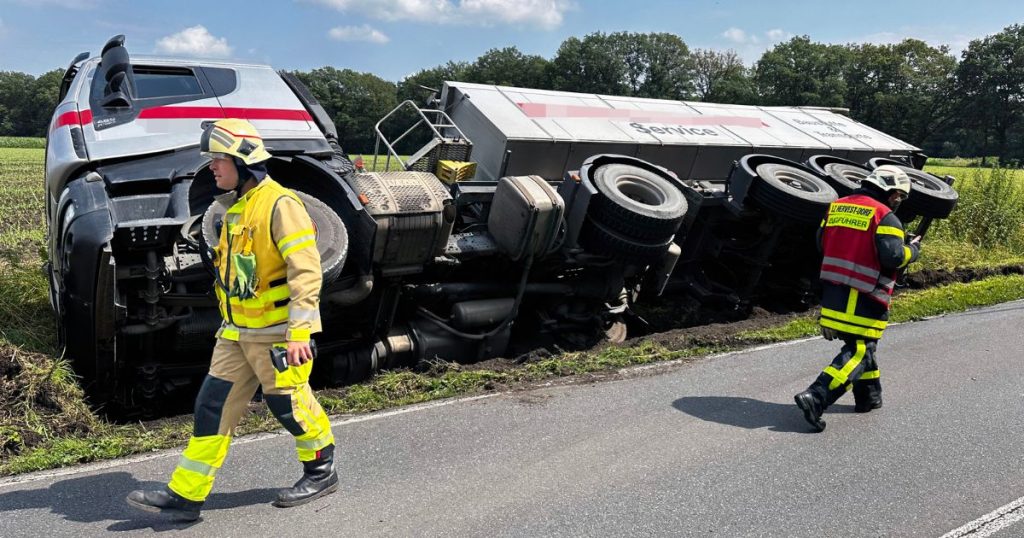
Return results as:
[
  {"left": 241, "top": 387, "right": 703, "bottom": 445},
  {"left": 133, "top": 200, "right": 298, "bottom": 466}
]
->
[{"left": 794, "top": 165, "right": 922, "bottom": 432}]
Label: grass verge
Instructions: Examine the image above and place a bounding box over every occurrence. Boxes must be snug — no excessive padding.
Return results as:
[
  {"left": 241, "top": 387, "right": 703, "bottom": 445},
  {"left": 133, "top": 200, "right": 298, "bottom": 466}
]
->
[
  {"left": 737, "top": 274, "right": 1024, "bottom": 342},
  {"left": 0, "top": 137, "right": 46, "bottom": 149},
  {"left": 4, "top": 274, "right": 1024, "bottom": 476}
]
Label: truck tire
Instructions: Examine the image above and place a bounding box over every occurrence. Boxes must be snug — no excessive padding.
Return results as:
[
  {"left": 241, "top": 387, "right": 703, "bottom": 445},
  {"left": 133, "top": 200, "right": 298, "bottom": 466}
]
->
[
  {"left": 822, "top": 162, "right": 869, "bottom": 196},
  {"left": 589, "top": 163, "right": 688, "bottom": 241},
  {"left": 201, "top": 190, "right": 348, "bottom": 284},
  {"left": 578, "top": 216, "right": 675, "bottom": 263},
  {"left": 891, "top": 166, "right": 959, "bottom": 219},
  {"left": 751, "top": 163, "right": 837, "bottom": 225}
]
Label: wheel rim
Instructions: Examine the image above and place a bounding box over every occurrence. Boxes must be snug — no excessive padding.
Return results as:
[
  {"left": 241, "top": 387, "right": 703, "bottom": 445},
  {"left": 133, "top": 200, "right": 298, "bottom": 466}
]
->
[
  {"left": 614, "top": 175, "right": 668, "bottom": 207},
  {"left": 909, "top": 173, "right": 942, "bottom": 192},
  {"left": 773, "top": 169, "right": 824, "bottom": 193},
  {"left": 839, "top": 169, "right": 866, "bottom": 183}
]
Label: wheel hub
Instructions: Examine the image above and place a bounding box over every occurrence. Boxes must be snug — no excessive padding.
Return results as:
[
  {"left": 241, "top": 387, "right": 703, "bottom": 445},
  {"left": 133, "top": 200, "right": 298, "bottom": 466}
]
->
[{"left": 615, "top": 175, "right": 667, "bottom": 207}]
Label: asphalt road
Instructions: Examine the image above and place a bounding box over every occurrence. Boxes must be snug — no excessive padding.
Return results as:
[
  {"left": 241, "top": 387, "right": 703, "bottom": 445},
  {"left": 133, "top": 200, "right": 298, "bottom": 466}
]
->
[{"left": 3, "top": 301, "right": 1024, "bottom": 537}]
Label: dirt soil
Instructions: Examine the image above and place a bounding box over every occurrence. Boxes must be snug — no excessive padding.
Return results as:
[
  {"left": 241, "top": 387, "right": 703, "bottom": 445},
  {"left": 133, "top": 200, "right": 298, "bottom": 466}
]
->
[
  {"left": 468, "top": 263, "right": 1024, "bottom": 374},
  {"left": 0, "top": 344, "right": 99, "bottom": 456}
]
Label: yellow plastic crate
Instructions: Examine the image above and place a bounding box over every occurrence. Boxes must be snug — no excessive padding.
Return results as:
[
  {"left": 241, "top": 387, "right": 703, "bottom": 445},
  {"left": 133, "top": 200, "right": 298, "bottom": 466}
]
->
[{"left": 436, "top": 160, "right": 478, "bottom": 183}]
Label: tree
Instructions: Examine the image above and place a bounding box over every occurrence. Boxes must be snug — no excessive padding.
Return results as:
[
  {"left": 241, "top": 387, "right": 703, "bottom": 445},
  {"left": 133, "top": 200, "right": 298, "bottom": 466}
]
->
[
  {"left": 844, "top": 40, "right": 956, "bottom": 146},
  {"left": 292, "top": 67, "right": 397, "bottom": 154},
  {"left": 0, "top": 71, "right": 37, "bottom": 136},
  {"left": 613, "top": 32, "right": 695, "bottom": 99},
  {"left": 753, "top": 36, "right": 852, "bottom": 107},
  {"left": 0, "top": 69, "right": 62, "bottom": 136},
  {"left": 692, "top": 48, "right": 756, "bottom": 103},
  {"left": 465, "top": 47, "right": 550, "bottom": 89},
  {"left": 953, "top": 24, "right": 1024, "bottom": 162},
  {"left": 549, "top": 32, "right": 695, "bottom": 99},
  {"left": 548, "top": 33, "right": 628, "bottom": 95},
  {"left": 396, "top": 61, "right": 471, "bottom": 105},
  {"left": 29, "top": 69, "right": 63, "bottom": 137},
  {"left": 0, "top": 104, "right": 12, "bottom": 135}
]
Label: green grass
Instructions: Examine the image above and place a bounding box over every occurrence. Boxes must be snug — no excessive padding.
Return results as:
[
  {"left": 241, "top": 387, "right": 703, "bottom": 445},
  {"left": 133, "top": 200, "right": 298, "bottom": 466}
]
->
[
  {"left": 926, "top": 156, "right": 1008, "bottom": 169},
  {"left": 921, "top": 166, "right": 1024, "bottom": 252},
  {"left": 0, "top": 137, "right": 46, "bottom": 149},
  {"left": 924, "top": 164, "right": 1024, "bottom": 182},
  {"left": 352, "top": 154, "right": 412, "bottom": 172},
  {"left": 909, "top": 236, "right": 1024, "bottom": 272},
  {"left": 0, "top": 148, "right": 47, "bottom": 260},
  {"left": 738, "top": 274, "right": 1024, "bottom": 342}
]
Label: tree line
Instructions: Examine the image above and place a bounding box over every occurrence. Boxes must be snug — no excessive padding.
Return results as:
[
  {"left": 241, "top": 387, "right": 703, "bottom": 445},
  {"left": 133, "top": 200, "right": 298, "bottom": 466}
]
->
[{"left": 3, "top": 24, "right": 1024, "bottom": 163}]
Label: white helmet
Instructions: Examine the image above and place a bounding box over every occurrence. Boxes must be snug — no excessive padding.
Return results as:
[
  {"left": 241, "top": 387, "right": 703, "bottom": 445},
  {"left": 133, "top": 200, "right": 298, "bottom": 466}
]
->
[{"left": 862, "top": 165, "right": 911, "bottom": 195}]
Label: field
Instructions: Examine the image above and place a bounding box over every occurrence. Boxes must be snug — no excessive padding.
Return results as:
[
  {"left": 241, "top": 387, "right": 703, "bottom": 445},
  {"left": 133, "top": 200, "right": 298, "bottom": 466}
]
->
[
  {"left": 0, "top": 148, "right": 47, "bottom": 260},
  {"left": 3, "top": 135, "right": 1024, "bottom": 475}
]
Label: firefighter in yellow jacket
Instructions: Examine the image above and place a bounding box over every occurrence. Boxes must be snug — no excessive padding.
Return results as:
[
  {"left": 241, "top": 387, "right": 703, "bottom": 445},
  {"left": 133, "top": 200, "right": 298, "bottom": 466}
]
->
[
  {"left": 127, "top": 119, "right": 336, "bottom": 520},
  {"left": 794, "top": 165, "right": 922, "bottom": 432}
]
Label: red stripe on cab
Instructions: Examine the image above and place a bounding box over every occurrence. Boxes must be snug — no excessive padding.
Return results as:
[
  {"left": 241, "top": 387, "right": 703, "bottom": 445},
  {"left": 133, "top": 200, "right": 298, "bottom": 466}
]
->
[{"left": 138, "top": 106, "right": 312, "bottom": 122}]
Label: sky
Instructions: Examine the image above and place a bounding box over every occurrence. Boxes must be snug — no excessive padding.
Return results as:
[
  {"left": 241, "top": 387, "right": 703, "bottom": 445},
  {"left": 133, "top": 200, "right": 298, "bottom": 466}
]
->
[{"left": 0, "top": 0, "right": 1022, "bottom": 81}]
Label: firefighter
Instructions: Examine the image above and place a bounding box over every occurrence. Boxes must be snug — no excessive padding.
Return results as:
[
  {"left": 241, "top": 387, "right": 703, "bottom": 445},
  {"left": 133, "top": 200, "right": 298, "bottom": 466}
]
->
[
  {"left": 127, "top": 119, "right": 336, "bottom": 520},
  {"left": 794, "top": 165, "right": 922, "bottom": 432}
]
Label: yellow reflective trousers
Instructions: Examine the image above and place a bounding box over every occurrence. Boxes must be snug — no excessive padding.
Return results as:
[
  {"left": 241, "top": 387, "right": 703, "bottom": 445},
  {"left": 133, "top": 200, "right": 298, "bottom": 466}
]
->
[{"left": 167, "top": 338, "right": 334, "bottom": 502}]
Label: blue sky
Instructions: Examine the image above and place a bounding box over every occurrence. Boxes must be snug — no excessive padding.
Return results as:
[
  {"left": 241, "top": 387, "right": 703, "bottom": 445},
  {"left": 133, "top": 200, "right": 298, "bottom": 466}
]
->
[{"left": 0, "top": 0, "right": 1021, "bottom": 80}]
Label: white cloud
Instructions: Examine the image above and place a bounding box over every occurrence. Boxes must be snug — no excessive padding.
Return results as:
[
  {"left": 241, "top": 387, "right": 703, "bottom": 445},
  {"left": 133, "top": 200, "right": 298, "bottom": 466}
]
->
[
  {"left": 766, "top": 28, "right": 792, "bottom": 42},
  {"left": 716, "top": 28, "right": 799, "bottom": 64},
  {"left": 303, "top": 0, "right": 572, "bottom": 30},
  {"left": 850, "top": 26, "right": 975, "bottom": 58},
  {"left": 154, "top": 26, "right": 233, "bottom": 58},
  {"left": 722, "top": 27, "right": 759, "bottom": 45},
  {"left": 722, "top": 27, "right": 748, "bottom": 44},
  {"left": 329, "top": 24, "right": 390, "bottom": 43}
]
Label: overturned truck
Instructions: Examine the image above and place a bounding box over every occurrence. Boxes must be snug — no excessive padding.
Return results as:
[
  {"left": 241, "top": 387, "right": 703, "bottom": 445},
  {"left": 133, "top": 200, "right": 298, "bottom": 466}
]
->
[{"left": 45, "top": 36, "right": 957, "bottom": 413}]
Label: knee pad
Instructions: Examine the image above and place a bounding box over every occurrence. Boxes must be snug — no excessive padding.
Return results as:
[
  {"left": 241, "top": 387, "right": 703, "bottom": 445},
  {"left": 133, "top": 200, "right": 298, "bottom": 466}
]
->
[
  {"left": 265, "top": 394, "right": 306, "bottom": 436},
  {"left": 194, "top": 375, "right": 234, "bottom": 437}
]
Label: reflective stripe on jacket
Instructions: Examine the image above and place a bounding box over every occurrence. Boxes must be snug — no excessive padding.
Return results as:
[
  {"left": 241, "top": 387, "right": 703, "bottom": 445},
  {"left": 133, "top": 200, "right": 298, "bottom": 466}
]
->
[
  {"left": 820, "top": 194, "right": 899, "bottom": 307},
  {"left": 213, "top": 177, "right": 322, "bottom": 342}
]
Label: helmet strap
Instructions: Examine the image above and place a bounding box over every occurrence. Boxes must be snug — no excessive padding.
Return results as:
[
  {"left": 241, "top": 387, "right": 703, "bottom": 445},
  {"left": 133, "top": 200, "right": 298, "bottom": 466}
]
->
[{"left": 231, "top": 157, "right": 268, "bottom": 197}]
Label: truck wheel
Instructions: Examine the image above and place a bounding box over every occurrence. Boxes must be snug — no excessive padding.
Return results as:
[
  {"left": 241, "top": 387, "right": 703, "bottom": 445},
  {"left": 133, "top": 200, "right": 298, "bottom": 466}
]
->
[
  {"left": 589, "top": 163, "right": 688, "bottom": 241},
  {"left": 822, "top": 162, "right": 869, "bottom": 196},
  {"left": 578, "top": 217, "right": 675, "bottom": 263},
  {"left": 751, "top": 163, "right": 837, "bottom": 225},
  {"left": 201, "top": 191, "right": 348, "bottom": 284},
  {"left": 891, "top": 166, "right": 959, "bottom": 219}
]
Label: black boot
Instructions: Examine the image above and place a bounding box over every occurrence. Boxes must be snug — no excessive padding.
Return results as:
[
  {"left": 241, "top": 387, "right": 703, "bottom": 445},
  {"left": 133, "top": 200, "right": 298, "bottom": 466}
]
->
[
  {"left": 854, "top": 393, "right": 883, "bottom": 413},
  {"left": 274, "top": 445, "right": 339, "bottom": 508},
  {"left": 853, "top": 383, "right": 883, "bottom": 413},
  {"left": 794, "top": 391, "right": 826, "bottom": 432},
  {"left": 126, "top": 487, "right": 203, "bottom": 521}
]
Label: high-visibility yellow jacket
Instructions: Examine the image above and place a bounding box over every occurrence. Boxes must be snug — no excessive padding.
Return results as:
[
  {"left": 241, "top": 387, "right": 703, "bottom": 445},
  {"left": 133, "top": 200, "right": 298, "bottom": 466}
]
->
[{"left": 212, "top": 177, "right": 322, "bottom": 342}]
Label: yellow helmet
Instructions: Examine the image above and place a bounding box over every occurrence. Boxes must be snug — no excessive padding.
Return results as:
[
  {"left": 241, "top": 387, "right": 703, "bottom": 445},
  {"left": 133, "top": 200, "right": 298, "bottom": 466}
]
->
[
  {"left": 863, "top": 165, "right": 911, "bottom": 196},
  {"left": 200, "top": 118, "right": 272, "bottom": 165}
]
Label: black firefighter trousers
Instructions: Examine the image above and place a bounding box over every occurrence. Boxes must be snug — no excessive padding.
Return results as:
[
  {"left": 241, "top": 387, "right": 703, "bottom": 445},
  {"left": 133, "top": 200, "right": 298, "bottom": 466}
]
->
[{"left": 805, "top": 337, "right": 883, "bottom": 411}]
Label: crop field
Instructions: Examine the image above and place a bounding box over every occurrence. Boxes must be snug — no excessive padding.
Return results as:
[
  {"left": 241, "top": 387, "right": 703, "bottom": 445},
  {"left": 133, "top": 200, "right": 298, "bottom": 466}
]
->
[{"left": 0, "top": 147, "right": 46, "bottom": 262}]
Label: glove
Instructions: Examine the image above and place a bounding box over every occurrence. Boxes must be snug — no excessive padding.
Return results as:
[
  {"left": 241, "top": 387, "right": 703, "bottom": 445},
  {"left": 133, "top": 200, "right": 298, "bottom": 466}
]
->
[{"left": 821, "top": 326, "right": 840, "bottom": 341}]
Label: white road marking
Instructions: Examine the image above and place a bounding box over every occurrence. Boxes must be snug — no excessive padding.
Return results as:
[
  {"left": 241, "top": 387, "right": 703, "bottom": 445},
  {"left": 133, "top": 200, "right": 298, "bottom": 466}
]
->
[
  {"left": 941, "top": 496, "right": 1024, "bottom": 538},
  {"left": 0, "top": 393, "right": 499, "bottom": 488},
  {"left": 0, "top": 331, "right": 890, "bottom": 488}
]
